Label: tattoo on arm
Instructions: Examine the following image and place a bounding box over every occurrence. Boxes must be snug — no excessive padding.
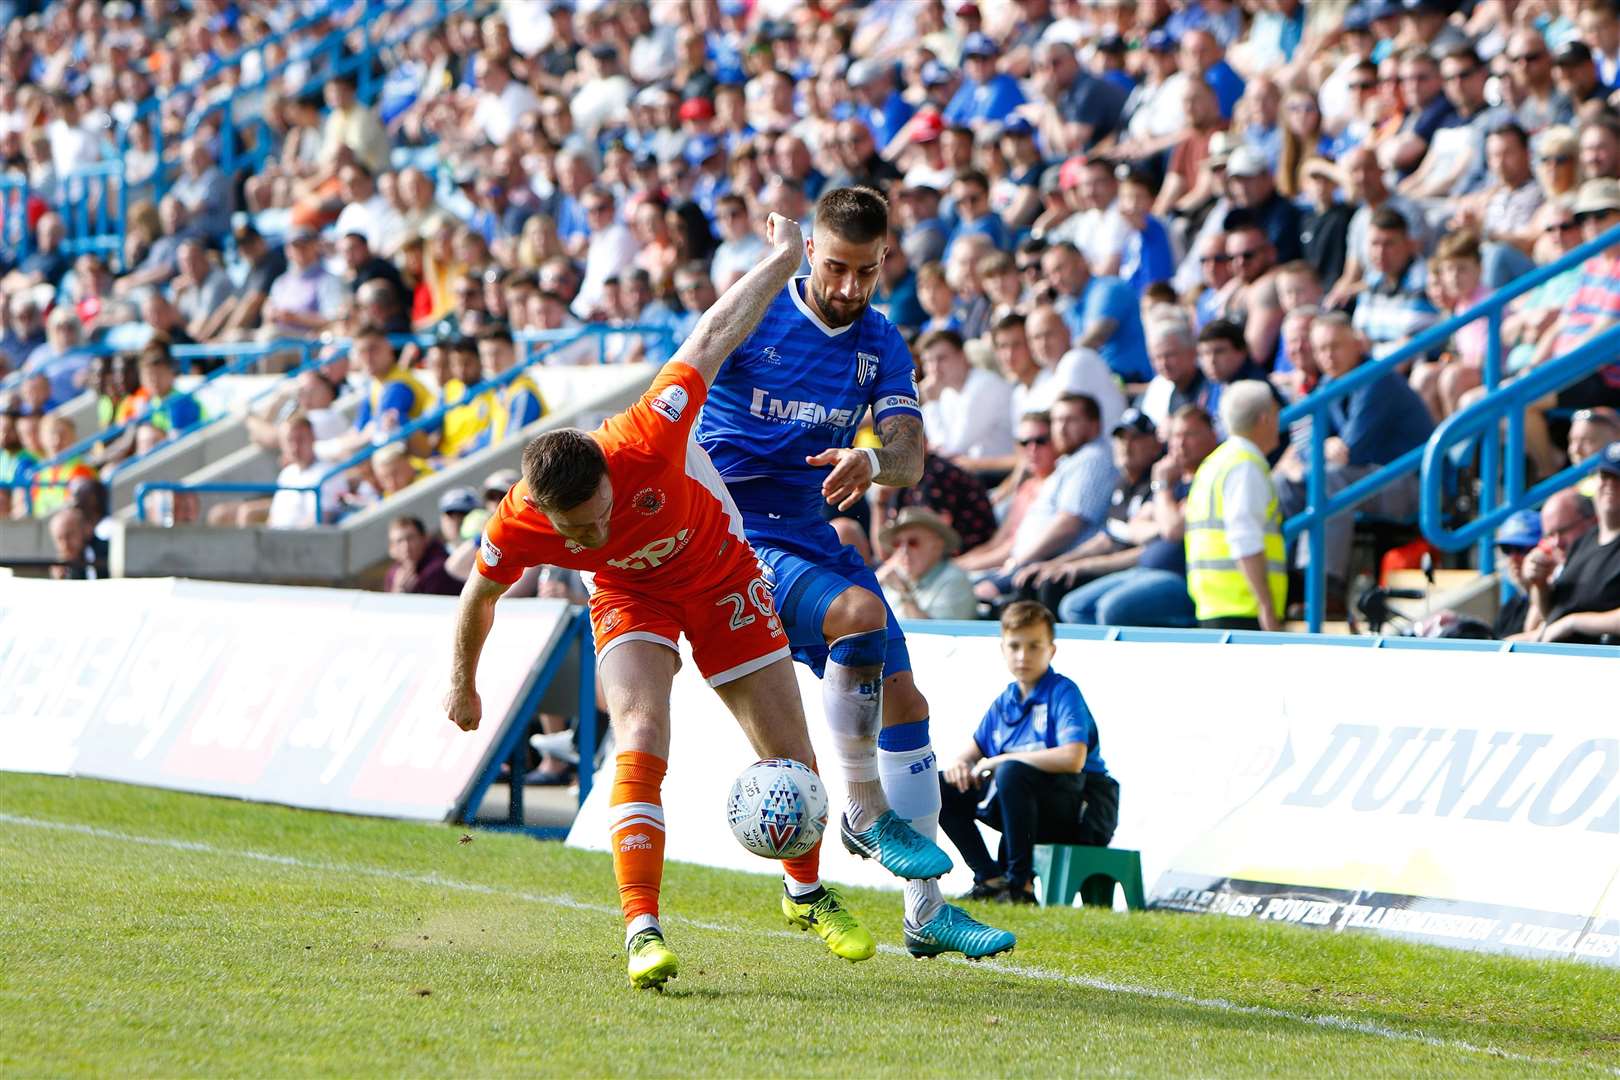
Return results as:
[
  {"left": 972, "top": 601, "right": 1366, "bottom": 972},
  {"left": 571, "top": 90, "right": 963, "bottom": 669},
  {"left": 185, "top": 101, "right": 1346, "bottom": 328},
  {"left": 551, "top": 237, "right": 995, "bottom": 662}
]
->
[{"left": 875, "top": 413, "right": 925, "bottom": 487}]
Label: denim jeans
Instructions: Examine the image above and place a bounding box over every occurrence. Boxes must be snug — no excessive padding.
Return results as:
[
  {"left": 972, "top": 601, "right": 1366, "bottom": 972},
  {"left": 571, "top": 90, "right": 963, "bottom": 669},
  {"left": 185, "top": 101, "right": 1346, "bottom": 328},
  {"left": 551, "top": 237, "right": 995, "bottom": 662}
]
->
[
  {"left": 938, "top": 761, "right": 1119, "bottom": 888},
  {"left": 1057, "top": 566, "right": 1196, "bottom": 627}
]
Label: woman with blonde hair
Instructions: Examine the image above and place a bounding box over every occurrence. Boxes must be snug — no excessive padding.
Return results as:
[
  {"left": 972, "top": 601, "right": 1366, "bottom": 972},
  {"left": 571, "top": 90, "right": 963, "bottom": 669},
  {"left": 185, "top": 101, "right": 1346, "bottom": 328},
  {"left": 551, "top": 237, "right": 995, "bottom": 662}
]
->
[
  {"left": 1532, "top": 125, "right": 1580, "bottom": 199},
  {"left": 1277, "top": 91, "right": 1330, "bottom": 199},
  {"left": 513, "top": 213, "right": 562, "bottom": 271}
]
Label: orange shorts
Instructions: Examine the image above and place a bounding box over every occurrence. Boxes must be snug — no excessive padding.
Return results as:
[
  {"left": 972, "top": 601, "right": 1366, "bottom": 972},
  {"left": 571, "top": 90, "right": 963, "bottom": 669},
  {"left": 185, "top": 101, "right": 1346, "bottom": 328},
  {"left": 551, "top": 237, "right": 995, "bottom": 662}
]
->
[{"left": 589, "top": 554, "right": 790, "bottom": 687}]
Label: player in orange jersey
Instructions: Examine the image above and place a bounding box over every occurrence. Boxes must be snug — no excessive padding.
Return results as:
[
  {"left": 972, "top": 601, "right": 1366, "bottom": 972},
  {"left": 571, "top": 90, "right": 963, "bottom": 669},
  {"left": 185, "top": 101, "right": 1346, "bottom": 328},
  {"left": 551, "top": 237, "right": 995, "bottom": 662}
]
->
[{"left": 443, "top": 215, "right": 949, "bottom": 989}]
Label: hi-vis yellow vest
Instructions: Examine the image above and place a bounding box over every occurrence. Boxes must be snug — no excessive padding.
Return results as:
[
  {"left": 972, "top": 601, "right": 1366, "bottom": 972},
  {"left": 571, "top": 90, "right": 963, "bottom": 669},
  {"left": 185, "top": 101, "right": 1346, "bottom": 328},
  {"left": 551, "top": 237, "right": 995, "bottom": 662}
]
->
[{"left": 1184, "top": 439, "right": 1287, "bottom": 622}]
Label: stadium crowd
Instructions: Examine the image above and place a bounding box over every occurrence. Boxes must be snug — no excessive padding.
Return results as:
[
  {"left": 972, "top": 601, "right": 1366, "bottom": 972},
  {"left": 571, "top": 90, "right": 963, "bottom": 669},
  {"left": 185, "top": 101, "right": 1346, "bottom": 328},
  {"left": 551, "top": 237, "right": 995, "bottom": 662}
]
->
[{"left": 1, "top": 0, "right": 1618, "bottom": 646}]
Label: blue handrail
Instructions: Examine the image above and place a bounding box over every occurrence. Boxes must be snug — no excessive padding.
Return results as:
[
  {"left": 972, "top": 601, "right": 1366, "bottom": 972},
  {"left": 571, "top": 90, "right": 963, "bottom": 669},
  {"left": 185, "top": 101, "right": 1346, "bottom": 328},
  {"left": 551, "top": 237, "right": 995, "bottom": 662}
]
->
[
  {"left": 132, "top": 481, "right": 330, "bottom": 525},
  {"left": 0, "top": 175, "right": 31, "bottom": 262},
  {"left": 1419, "top": 324, "right": 1620, "bottom": 550},
  {"left": 1281, "top": 221, "right": 1620, "bottom": 631}
]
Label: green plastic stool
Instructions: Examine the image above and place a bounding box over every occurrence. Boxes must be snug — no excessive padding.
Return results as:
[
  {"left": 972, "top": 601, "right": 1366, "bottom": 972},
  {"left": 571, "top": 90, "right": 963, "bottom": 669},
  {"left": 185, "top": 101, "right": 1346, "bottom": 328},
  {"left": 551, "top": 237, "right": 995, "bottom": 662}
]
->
[{"left": 1032, "top": 845, "right": 1145, "bottom": 910}]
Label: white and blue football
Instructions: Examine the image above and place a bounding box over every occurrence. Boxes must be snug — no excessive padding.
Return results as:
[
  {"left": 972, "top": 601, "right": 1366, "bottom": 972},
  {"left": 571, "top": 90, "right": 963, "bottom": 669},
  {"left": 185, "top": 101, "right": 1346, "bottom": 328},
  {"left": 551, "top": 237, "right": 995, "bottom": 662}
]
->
[{"left": 726, "top": 758, "right": 828, "bottom": 860}]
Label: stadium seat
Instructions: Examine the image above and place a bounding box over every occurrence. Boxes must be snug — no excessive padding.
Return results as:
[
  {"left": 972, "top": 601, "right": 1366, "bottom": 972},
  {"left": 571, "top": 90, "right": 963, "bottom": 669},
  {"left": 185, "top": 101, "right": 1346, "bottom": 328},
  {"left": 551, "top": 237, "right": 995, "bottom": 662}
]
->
[{"left": 1032, "top": 844, "right": 1145, "bottom": 911}]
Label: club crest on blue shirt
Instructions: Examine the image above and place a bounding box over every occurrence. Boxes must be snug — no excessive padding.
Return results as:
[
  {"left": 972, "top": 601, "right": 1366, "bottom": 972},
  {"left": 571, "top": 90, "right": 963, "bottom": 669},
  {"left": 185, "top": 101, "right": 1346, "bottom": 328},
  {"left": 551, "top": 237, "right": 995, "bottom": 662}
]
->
[
  {"left": 1031, "top": 703, "right": 1048, "bottom": 740},
  {"left": 856, "top": 351, "right": 879, "bottom": 386}
]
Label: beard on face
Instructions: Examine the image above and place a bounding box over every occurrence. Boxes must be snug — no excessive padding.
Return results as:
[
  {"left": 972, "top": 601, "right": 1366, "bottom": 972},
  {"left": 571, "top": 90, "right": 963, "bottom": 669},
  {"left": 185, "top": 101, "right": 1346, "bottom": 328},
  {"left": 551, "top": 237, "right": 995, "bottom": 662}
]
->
[{"left": 810, "top": 276, "right": 868, "bottom": 328}]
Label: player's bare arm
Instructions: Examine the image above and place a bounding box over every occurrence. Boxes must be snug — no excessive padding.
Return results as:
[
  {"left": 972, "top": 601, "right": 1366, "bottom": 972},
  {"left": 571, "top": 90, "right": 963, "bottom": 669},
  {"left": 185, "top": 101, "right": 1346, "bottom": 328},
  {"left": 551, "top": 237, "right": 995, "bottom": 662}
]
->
[
  {"left": 445, "top": 571, "right": 513, "bottom": 732},
  {"left": 808, "top": 411, "right": 925, "bottom": 511},
  {"left": 674, "top": 213, "right": 804, "bottom": 387}
]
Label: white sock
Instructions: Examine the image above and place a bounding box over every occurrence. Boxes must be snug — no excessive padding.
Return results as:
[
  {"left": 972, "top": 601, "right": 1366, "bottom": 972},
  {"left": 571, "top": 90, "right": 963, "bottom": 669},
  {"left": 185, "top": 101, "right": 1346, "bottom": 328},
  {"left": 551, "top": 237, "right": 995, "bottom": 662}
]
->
[
  {"left": 783, "top": 874, "right": 822, "bottom": 899},
  {"left": 823, "top": 638, "right": 888, "bottom": 830},
  {"left": 625, "top": 913, "right": 662, "bottom": 948},
  {"left": 879, "top": 742, "right": 946, "bottom": 928}
]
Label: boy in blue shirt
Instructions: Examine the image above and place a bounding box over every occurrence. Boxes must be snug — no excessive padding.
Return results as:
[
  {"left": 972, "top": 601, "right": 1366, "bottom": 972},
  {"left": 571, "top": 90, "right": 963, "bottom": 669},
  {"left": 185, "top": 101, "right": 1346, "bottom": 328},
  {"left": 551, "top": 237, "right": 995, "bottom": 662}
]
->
[{"left": 939, "top": 600, "right": 1118, "bottom": 904}]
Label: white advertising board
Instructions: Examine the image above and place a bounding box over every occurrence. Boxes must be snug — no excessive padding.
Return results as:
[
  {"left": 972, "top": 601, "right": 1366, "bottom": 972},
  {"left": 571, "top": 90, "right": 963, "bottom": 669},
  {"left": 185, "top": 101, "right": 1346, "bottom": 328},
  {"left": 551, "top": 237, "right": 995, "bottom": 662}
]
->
[
  {"left": 0, "top": 579, "right": 572, "bottom": 822},
  {"left": 569, "top": 628, "right": 1619, "bottom": 964}
]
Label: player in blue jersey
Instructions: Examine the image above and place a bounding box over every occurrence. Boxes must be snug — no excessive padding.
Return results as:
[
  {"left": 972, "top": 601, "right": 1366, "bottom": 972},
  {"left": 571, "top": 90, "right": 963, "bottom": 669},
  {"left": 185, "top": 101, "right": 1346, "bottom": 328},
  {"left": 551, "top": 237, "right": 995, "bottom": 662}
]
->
[{"left": 697, "top": 188, "right": 1015, "bottom": 960}]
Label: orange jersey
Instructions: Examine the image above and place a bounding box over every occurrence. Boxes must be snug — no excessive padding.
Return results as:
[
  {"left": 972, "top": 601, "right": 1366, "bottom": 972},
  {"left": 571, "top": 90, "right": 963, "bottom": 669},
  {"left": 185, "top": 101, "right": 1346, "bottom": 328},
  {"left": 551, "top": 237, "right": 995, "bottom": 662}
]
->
[{"left": 475, "top": 360, "right": 751, "bottom": 591}]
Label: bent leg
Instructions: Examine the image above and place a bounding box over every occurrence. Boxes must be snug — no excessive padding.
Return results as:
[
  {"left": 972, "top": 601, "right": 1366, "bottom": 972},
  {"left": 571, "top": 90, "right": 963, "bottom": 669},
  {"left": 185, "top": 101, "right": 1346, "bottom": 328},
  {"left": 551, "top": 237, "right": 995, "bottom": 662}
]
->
[{"left": 937, "top": 775, "right": 999, "bottom": 884}]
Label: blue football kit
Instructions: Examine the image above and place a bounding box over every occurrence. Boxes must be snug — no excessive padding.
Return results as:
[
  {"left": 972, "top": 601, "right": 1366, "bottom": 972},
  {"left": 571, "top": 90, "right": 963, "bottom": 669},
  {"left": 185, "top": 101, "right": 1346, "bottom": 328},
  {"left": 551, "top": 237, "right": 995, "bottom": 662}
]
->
[{"left": 696, "top": 278, "right": 921, "bottom": 675}]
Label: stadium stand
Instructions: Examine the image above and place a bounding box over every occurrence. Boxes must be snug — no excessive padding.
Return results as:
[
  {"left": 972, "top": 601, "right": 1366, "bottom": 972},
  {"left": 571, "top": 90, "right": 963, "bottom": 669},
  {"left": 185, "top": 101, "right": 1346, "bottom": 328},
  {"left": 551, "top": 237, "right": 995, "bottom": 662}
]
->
[{"left": 2, "top": 0, "right": 1618, "bottom": 652}]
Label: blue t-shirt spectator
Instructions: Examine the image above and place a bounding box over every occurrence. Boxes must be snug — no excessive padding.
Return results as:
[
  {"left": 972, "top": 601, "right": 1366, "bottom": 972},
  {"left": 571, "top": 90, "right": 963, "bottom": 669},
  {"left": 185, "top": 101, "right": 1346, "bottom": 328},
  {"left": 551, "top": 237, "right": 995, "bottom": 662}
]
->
[
  {"left": 946, "top": 213, "right": 1012, "bottom": 257},
  {"left": 862, "top": 89, "right": 915, "bottom": 148},
  {"left": 943, "top": 73, "right": 1026, "bottom": 126},
  {"left": 1120, "top": 215, "right": 1176, "bottom": 298},
  {"left": 1205, "top": 61, "right": 1246, "bottom": 120},
  {"left": 974, "top": 668, "right": 1108, "bottom": 776},
  {"left": 1058, "top": 275, "right": 1152, "bottom": 383}
]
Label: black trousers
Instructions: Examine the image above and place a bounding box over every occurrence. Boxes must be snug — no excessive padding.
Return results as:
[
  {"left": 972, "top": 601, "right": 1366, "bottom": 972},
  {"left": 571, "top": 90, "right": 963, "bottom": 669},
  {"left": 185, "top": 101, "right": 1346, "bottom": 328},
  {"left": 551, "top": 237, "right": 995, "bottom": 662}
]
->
[{"left": 938, "top": 761, "right": 1120, "bottom": 889}]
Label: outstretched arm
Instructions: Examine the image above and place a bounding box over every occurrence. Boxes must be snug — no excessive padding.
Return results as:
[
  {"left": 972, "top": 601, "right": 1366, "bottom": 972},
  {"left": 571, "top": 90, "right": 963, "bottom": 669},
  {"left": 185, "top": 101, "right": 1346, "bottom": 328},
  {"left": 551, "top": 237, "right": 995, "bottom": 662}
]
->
[{"left": 674, "top": 213, "right": 804, "bottom": 387}]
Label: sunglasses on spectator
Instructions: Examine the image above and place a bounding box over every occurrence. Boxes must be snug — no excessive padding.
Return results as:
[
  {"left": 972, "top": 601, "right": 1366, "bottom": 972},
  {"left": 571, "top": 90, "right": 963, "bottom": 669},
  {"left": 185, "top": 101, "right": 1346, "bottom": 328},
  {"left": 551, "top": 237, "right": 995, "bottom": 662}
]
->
[
  {"left": 1545, "top": 219, "right": 1578, "bottom": 234},
  {"left": 1441, "top": 66, "right": 1479, "bottom": 82},
  {"left": 1575, "top": 209, "right": 1620, "bottom": 225},
  {"left": 1017, "top": 435, "right": 1050, "bottom": 447},
  {"left": 1496, "top": 544, "right": 1534, "bottom": 556},
  {"left": 1201, "top": 253, "right": 1233, "bottom": 265},
  {"left": 1018, "top": 263, "right": 1041, "bottom": 274},
  {"left": 1229, "top": 248, "right": 1266, "bottom": 262},
  {"left": 1348, "top": 81, "right": 1376, "bottom": 92},
  {"left": 1538, "top": 154, "right": 1573, "bottom": 166}
]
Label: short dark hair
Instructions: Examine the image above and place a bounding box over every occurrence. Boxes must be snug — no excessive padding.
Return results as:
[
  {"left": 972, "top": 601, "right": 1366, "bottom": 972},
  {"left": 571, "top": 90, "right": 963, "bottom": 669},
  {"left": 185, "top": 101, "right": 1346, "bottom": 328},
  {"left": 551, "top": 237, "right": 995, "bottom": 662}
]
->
[
  {"left": 137, "top": 340, "right": 173, "bottom": 368},
  {"left": 390, "top": 514, "right": 426, "bottom": 537},
  {"left": 992, "top": 311, "right": 1027, "bottom": 336},
  {"left": 1000, "top": 600, "right": 1056, "bottom": 639},
  {"left": 814, "top": 186, "right": 889, "bottom": 244},
  {"left": 1052, "top": 391, "right": 1100, "bottom": 422},
  {"left": 1171, "top": 403, "right": 1215, "bottom": 430},
  {"left": 1487, "top": 120, "right": 1529, "bottom": 149},
  {"left": 522, "top": 429, "right": 607, "bottom": 511},
  {"left": 952, "top": 169, "right": 989, "bottom": 193},
  {"left": 477, "top": 326, "right": 516, "bottom": 347},
  {"left": 1197, "top": 319, "right": 1247, "bottom": 352},
  {"left": 915, "top": 327, "right": 965, "bottom": 354},
  {"left": 1369, "top": 206, "right": 1409, "bottom": 233}
]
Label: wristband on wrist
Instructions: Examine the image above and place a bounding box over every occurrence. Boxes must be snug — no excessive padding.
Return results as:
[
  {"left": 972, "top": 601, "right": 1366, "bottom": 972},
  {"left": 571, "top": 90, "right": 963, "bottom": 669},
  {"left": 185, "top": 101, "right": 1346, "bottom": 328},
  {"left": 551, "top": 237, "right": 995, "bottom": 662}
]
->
[{"left": 859, "top": 446, "right": 881, "bottom": 480}]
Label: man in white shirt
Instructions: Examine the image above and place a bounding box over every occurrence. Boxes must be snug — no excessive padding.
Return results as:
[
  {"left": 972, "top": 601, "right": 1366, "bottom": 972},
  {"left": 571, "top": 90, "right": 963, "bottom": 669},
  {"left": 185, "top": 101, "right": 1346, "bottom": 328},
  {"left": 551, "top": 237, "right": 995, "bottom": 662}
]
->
[
  {"left": 1136, "top": 318, "right": 1208, "bottom": 430},
  {"left": 709, "top": 193, "right": 769, "bottom": 292},
  {"left": 471, "top": 52, "right": 541, "bottom": 147},
  {"left": 918, "top": 328, "right": 1014, "bottom": 471},
  {"left": 572, "top": 186, "right": 640, "bottom": 320},
  {"left": 1048, "top": 157, "right": 1130, "bottom": 276},
  {"left": 1022, "top": 304, "right": 1125, "bottom": 433},
  {"left": 330, "top": 164, "right": 402, "bottom": 255},
  {"left": 268, "top": 412, "right": 350, "bottom": 528}
]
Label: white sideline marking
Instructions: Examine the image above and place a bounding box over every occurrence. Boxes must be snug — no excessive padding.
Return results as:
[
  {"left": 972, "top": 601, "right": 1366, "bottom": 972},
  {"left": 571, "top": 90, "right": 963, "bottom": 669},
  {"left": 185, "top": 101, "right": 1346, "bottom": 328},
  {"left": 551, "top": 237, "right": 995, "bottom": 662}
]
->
[{"left": 4, "top": 812, "right": 1614, "bottom": 1076}]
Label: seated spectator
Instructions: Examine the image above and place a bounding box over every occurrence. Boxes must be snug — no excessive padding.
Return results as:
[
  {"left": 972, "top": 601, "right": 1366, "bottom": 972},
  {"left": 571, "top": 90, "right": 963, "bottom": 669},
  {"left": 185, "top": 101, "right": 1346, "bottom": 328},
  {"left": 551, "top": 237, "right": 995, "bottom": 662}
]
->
[
  {"left": 215, "top": 225, "right": 287, "bottom": 341},
  {"left": 245, "top": 369, "right": 349, "bottom": 460},
  {"left": 876, "top": 444, "right": 998, "bottom": 557},
  {"left": 1057, "top": 405, "right": 1219, "bottom": 628},
  {"left": 139, "top": 292, "right": 197, "bottom": 348},
  {"left": 169, "top": 138, "right": 233, "bottom": 240},
  {"left": 1521, "top": 445, "right": 1620, "bottom": 645},
  {"left": 1196, "top": 319, "right": 1280, "bottom": 436},
  {"left": 573, "top": 186, "right": 640, "bottom": 320},
  {"left": 1040, "top": 241, "right": 1151, "bottom": 384},
  {"left": 1222, "top": 147, "right": 1304, "bottom": 264},
  {"left": 436, "top": 338, "right": 494, "bottom": 460},
  {"left": 26, "top": 413, "right": 96, "bottom": 519},
  {"left": 917, "top": 329, "right": 1014, "bottom": 472},
  {"left": 0, "top": 408, "right": 37, "bottom": 519},
  {"left": 1185, "top": 381, "right": 1286, "bottom": 631},
  {"left": 1410, "top": 230, "right": 1490, "bottom": 420},
  {"left": 0, "top": 212, "right": 69, "bottom": 294},
  {"left": 91, "top": 340, "right": 202, "bottom": 469},
  {"left": 945, "top": 169, "right": 1012, "bottom": 258},
  {"left": 1489, "top": 509, "right": 1542, "bottom": 640},
  {"left": 1570, "top": 408, "right": 1620, "bottom": 498},
  {"left": 1114, "top": 166, "right": 1175, "bottom": 300},
  {"left": 372, "top": 443, "right": 430, "bottom": 501},
  {"left": 437, "top": 487, "right": 481, "bottom": 556},
  {"left": 914, "top": 261, "right": 960, "bottom": 334},
  {"left": 1137, "top": 318, "right": 1209, "bottom": 431},
  {"left": 385, "top": 514, "right": 462, "bottom": 595},
  {"left": 1297, "top": 159, "right": 1355, "bottom": 292},
  {"left": 1011, "top": 307, "right": 1126, "bottom": 435},
  {"left": 960, "top": 411, "right": 1060, "bottom": 572},
  {"left": 0, "top": 296, "right": 46, "bottom": 375},
  {"left": 937, "top": 600, "right": 1117, "bottom": 905},
  {"left": 1049, "top": 158, "right": 1129, "bottom": 278},
  {"left": 1327, "top": 145, "right": 1433, "bottom": 309},
  {"left": 48, "top": 505, "right": 98, "bottom": 580},
  {"left": 1450, "top": 123, "right": 1543, "bottom": 257},
  {"left": 1212, "top": 214, "right": 1285, "bottom": 367},
  {"left": 977, "top": 392, "right": 1118, "bottom": 601},
  {"left": 331, "top": 325, "right": 433, "bottom": 459},
  {"left": 114, "top": 195, "right": 200, "bottom": 300},
  {"left": 23, "top": 307, "right": 93, "bottom": 404},
  {"left": 943, "top": 33, "right": 1026, "bottom": 128},
  {"left": 1011, "top": 407, "right": 1162, "bottom": 610},
  {"left": 874, "top": 507, "right": 978, "bottom": 621},
  {"left": 1276, "top": 314, "right": 1435, "bottom": 599},
  {"left": 710, "top": 194, "right": 769, "bottom": 292},
  {"left": 468, "top": 327, "right": 544, "bottom": 452},
  {"left": 1349, "top": 206, "right": 1439, "bottom": 361},
  {"left": 1399, "top": 43, "right": 1510, "bottom": 200},
  {"left": 170, "top": 239, "right": 237, "bottom": 343},
  {"left": 261, "top": 227, "right": 347, "bottom": 341}
]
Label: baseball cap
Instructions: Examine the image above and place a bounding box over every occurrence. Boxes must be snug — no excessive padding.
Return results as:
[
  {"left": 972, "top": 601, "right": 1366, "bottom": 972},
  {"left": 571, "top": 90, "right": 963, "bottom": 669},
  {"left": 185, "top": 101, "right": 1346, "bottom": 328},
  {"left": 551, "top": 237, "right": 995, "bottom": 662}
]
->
[
  {"left": 1597, "top": 440, "right": 1620, "bottom": 479},
  {"left": 439, "top": 487, "right": 480, "bottom": 515},
  {"left": 1343, "top": 3, "right": 1373, "bottom": 32},
  {"left": 1572, "top": 178, "right": 1620, "bottom": 216},
  {"left": 1001, "top": 115, "right": 1036, "bottom": 139},
  {"left": 683, "top": 133, "right": 721, "bottom": 165},
  {"left": 678, "top": 97, "right": 715, "bottom": 122},
  {"left": 1226, "top": 146, "right": 1269, "bottom": 178},
  {"left": 1554, "top": 40, "right": 1594, "bottom": 66},
  {"left": 920, "top": 60, "right": 953, "bottom": 88},
  {"left": 1366, "top": 0, "right": 1403, "bottom": 18},
  {"left": 1058, "top": 155, "right": 1087, "bottom": 190},
  {"left": 847, "top": 59, "right": 880, "bottom": 88},
  {"left": 1094, "top": 33, "right": 1127, "bottom": 54},
  {"left": 484, "top": 469, "right": 520, "bottom": 495},
  {"left": 1401, "top": 0, "right": 1449, "bottom": 13},
  {"left": 1144, "top": 29, "right": 1175, "bottom": 53},
  {"left": 955, "top": 2, "right": 980, "bottom": 16},
  {"left": 588, "top": 42, "right": 618, "bottom": 62},
  {"left": 1494, "top": 509, "right": 1542, "bottom": 549},
  {"left": 910, "top": 110, "right": 945, "bottom": 143},
  {"left": 961, "top": 32, "right": 998, "bottom": 58},
  {"left": 1039, "top": 164, "right": 1066, "bottom": 196},
  {"left": 1111, "top": 408, "right": 1157, "bottom": 438}
]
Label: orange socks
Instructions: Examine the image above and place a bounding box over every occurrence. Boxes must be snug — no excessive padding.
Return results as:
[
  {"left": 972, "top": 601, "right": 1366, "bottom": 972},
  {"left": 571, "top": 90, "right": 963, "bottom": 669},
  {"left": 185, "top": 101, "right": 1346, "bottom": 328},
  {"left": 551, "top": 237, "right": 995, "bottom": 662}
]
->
[
  {"left": 783, "top": 838, "right": 823, "bottom": 896},
  {"left": 609, "top": 750, "right": 667, "bottom": 934}
]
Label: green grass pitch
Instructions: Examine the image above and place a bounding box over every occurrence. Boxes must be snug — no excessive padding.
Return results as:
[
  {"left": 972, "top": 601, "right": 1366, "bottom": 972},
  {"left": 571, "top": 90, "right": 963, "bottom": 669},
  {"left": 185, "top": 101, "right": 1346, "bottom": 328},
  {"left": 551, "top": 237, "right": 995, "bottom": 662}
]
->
[{"left": 1, "top": 774, "right": 1616, "bottom": 1078}]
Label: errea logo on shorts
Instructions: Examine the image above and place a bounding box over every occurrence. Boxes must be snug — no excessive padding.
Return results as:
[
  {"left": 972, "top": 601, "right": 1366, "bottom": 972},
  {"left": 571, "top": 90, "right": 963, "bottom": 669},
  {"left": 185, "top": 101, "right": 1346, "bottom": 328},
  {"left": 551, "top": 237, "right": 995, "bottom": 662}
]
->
[
  {"left": 605, "top": 529, "right": 692, "bottom": 570},
  {"left": 651, "top": 384, "right": 689, "bottom": 422}
]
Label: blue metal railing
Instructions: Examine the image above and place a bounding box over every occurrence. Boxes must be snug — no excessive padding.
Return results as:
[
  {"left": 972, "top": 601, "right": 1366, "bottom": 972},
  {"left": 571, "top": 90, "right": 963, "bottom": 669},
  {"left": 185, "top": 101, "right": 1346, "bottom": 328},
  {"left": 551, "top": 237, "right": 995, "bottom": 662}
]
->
[
  {"left": 56, "top": 162, "right": 128, "bottom": 270},
  {"left": 1282, "top": 221, "right": 1620, "bottom": 630},
  {"left": 1419, "top": 326, "right": 1620, "bottom": 551},
  {"left": 133, "top": 323, "right": 679, "bottom": 523}
]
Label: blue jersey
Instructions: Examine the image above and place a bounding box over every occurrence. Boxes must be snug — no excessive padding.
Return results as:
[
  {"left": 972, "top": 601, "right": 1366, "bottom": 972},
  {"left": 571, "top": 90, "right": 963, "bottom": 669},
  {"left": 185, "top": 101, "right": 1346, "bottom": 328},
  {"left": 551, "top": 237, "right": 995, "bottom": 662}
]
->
[
  {"left": 975, "top": 669, "right": 1108, "bottom": 776},
  {"left": 696, "top": 278, "right": 921, "bottom": 518}
]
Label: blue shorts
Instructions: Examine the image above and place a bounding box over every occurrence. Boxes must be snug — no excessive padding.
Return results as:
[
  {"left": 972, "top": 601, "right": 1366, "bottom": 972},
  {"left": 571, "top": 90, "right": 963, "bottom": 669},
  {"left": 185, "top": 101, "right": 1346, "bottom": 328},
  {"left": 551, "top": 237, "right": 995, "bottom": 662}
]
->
[{"left": 745, "top": 513, "right": 911, "bottom": 679}]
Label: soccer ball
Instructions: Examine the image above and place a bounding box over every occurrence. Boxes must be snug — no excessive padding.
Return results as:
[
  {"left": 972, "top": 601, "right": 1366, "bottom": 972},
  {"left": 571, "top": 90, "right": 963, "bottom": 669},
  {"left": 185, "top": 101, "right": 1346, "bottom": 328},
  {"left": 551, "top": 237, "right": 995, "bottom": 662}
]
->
[{"left": 726, "top": 758, "right": 828, "bottom": 860}]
